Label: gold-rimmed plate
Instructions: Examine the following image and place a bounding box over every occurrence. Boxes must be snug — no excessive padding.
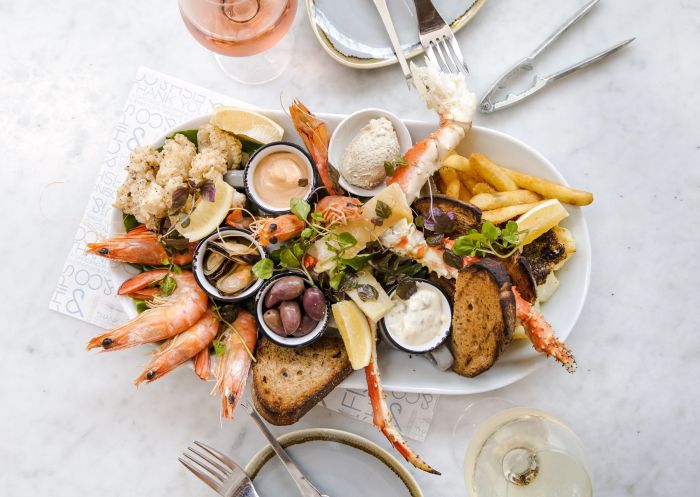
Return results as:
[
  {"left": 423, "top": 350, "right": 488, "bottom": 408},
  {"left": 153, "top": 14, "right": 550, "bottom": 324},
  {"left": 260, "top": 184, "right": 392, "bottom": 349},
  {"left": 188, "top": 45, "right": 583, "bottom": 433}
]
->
[
  {"left": 245, "top": 428, "right": 423, "bottom": 496},
  {"left": 304, "top": 0, "right": 487, "bottom": 69}
]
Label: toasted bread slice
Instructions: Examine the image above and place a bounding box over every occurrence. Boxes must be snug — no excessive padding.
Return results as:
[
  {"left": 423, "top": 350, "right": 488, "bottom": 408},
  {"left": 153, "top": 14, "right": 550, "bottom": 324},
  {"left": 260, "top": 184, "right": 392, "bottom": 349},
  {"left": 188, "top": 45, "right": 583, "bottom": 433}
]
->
[
  {"left": 451, "top": 259, "right": 516, "bottom": 377},
  {"left": 413, "top": 195, "right": 482, "bottom": 236},
  {"left": 501, "top": 252, "right": 537, "bottom": 304},
  {"left": 252, "top": 337, "right": 352, "bottom": 425}
]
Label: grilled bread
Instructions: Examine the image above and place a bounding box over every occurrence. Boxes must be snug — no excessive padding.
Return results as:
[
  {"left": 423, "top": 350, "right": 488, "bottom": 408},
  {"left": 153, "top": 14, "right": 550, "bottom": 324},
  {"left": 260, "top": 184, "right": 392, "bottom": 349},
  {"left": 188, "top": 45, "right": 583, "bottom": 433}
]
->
[
  {"left": 252, "top": 337, "right": 352, "bottom": 425},
  {"left": 413, "top": 195, "right": 482, "bottom": 236},
  {"left": 451, "top": 259, "right": 516, "bottom": 377}
]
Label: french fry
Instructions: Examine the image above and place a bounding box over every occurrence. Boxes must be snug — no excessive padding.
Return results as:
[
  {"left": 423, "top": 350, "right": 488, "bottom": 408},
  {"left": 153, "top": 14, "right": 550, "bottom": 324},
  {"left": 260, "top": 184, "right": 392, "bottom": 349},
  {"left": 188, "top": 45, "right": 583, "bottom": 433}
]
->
[
  {"left": 502, "top": 168, "right": 594, "bottom": 206},
  {"left": 458, "top": 174, "right": 480, "bottom": 195},
  {"left": 442, "top": 153, "right": 478, "bottom": 175},
  {"left": 470, "top": 153, "right": 519, "bottom": 192},
  {"left": 459, "top": 187, "right": 472, "bottom": 202},
  {"left": 482, "top": 202, "right": 542, "bottom": 224},
  {"left": 472, "top": 182, "right": 496, "bottom": 195},
  {"left": 438, "top": 166, "right": 459, "bottom": 185},
  {"left": 469, "top": 190, "right": 542, "bottom": 211},
  {"left": 445, "top": 179, "right": 461, "bottom": 199}
]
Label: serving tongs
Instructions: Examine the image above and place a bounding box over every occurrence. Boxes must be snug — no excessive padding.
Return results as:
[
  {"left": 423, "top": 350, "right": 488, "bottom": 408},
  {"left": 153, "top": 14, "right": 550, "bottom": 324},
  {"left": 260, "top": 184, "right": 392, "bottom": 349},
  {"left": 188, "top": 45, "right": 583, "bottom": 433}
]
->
[{"left": 479, "top": 0, "right": 635, "bottom": 113}]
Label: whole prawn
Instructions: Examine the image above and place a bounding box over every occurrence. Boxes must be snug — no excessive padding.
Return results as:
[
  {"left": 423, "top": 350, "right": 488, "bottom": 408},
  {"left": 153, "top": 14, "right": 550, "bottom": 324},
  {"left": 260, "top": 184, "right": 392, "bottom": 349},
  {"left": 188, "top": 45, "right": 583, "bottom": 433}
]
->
[
  {"left": 134, "top": 310, "right": 219, "bottom": 385},
  {"left": 86, "top": 269, "right": 208, "bottom": 351},
  {"left": 387, "top": 61, "right": 477, "bottom": 203},
  {"left": 212, "top": 309, "right": 258, "bottom": 419},
  {"left": 289, "top": 99, "right": 344, "bottom": 196},
  {"left": 86, "top": 225, "right": 195, "bottom": 266}
]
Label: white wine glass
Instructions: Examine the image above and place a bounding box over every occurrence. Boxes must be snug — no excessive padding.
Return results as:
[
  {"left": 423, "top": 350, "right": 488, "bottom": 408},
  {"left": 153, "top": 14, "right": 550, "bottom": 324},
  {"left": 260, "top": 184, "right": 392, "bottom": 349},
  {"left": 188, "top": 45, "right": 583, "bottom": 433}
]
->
[
  {"left": 453, "top": 399, "right": 593, "bottom": 497},
  {"left": 178, "top": 0, "right": 297, "bottom": 84}
]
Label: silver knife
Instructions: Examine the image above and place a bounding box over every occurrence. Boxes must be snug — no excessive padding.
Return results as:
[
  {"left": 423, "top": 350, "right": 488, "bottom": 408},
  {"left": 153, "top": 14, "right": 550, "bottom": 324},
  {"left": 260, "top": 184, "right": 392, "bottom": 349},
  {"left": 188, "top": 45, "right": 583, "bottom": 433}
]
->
[
  {"left": 371, "top": 0, "right": 413, "bottom": 88},
  {"left": 242, "top": 403, "right": 329, "bottom": 497}
]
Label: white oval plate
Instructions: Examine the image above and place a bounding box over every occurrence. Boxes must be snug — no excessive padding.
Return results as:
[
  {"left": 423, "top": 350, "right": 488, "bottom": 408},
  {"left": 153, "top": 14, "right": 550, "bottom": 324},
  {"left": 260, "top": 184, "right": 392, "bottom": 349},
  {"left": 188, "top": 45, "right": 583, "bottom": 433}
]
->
[
  {"left": 245, "top": 428, "right": 423, "bottom": 496},
  {"left": 109, "top": 109, "right": 590, "bottom": 396}
]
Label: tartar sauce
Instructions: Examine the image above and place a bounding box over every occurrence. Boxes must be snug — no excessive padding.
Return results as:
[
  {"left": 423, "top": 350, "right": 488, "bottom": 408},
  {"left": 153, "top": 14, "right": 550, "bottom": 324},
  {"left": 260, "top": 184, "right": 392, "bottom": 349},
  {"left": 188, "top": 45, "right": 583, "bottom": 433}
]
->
[{"left": 384, "top": 282, "right": 450, "bottom": 350}]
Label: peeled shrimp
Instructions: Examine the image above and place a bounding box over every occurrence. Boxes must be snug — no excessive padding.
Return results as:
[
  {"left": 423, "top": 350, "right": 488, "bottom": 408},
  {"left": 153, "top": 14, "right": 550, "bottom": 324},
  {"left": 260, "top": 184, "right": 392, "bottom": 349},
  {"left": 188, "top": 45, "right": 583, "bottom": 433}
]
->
[
  {"left": 387, "top": 61, "right": 476, "bottom": 203},
  {"left": 212, "top": 310, "right": 258, "bottom": 419},
  {"left": 134, "top": 310, "right": 219, "bottom": 385},
  {"left": 86, "top": 269, "right": 208, "bottom": 351},
  {"left": 86, "top": 225, "right": 195, "bottom": 266}
]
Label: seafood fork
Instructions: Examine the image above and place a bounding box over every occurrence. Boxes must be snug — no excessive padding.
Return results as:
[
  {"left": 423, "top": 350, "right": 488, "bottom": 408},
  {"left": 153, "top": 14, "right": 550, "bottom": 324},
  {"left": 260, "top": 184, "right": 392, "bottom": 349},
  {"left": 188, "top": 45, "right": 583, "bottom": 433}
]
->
[
  {"left": 179, "top": 441, "right": 260, "bottom": 497},
  {"left": 412, "top": 0, "right": 469, "bottom": 77}
]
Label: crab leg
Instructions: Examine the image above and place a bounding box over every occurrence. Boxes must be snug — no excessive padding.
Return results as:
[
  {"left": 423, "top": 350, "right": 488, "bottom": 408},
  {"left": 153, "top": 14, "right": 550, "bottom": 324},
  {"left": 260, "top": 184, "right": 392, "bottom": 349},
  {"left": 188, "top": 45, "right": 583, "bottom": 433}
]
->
[
  {"left": 364, "top": 320, "right": 440, "bottom": 475},
  {"left": 513, "top": 287, "right": 577, "bottom": 373}
]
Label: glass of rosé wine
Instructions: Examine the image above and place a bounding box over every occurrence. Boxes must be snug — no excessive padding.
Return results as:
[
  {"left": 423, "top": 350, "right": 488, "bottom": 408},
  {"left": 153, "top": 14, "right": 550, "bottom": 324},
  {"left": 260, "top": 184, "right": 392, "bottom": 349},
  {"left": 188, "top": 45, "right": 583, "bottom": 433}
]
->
[{"left": 179, "top": 0, "right": 297, "bottom": 84}]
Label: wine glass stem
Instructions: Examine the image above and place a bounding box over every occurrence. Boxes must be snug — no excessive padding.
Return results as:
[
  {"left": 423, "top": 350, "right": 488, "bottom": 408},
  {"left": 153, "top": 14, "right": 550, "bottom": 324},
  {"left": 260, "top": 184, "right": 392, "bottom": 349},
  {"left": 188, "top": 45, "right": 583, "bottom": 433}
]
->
[{"left": 502, "top": 447, "right": 539, "bottom": 486}]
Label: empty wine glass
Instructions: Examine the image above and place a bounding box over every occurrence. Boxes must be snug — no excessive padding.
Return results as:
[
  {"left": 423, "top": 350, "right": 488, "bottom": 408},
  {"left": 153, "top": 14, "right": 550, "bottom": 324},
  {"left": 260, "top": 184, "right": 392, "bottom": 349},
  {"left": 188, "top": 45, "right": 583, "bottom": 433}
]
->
[{"left": 179, "top": 0, "right": 298, "bottom": 84}]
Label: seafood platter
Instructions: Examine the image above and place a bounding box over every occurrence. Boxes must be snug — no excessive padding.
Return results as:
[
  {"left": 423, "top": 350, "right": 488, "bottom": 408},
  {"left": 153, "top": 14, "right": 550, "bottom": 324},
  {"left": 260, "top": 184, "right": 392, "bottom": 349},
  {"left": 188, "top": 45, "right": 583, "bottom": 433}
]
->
[{"left": 85, "top": 62, "right": 592, "bottom": 474}]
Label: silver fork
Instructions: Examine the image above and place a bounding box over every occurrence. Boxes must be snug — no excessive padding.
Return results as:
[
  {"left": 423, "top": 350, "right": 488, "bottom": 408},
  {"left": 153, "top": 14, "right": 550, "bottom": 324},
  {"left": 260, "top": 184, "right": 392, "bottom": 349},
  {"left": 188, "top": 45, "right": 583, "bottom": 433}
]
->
[
  {"left": 179, "top": 441, "right": 260, "bottom": 497},
  {"left": 413, "top": 0, "right": 469, "bottom": 76}
]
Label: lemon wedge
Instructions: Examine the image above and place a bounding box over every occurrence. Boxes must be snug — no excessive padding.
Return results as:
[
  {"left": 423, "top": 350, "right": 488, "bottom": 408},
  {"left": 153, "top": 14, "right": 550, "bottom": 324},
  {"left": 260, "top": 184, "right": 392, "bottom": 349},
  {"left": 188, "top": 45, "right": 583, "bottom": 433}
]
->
[
  {"left": 176, "top": 179, "right": 233, "bottom": 242},
  {"left": 331, "top": 300, "right": 372, "bottom": 370},
  {"left": 211, "top": 107, "right": 284, "bottom": 144},
  {"left": 515, "top": 198, "right": 569, "bottom": 246}
]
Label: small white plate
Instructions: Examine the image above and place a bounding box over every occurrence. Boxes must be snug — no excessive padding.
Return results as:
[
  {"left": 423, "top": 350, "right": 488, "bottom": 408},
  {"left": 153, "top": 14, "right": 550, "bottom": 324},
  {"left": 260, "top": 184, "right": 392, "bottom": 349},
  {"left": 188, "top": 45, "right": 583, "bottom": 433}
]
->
[
  {"left": 304, "top": 0, "right": 487, "bottom": 69},
  {"left": 245, "top": 428, "right": 423, "bottom": 496},
  {"left": 109, "top": 109, "right": 591, "bottom": 396},
  {"left": 328, "top": 108, "right": 413, "bottom": 197}
]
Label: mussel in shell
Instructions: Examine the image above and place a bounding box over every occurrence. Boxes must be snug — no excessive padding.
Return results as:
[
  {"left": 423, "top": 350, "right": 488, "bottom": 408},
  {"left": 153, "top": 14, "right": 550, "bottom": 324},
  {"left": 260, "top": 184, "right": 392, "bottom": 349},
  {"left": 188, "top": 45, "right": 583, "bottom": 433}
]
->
[
  {"left": 204, "top": 235, "right": 259, "bottom": 296},
  {"left": 215, "top": 264, "right": 254, "bottom": 295}
]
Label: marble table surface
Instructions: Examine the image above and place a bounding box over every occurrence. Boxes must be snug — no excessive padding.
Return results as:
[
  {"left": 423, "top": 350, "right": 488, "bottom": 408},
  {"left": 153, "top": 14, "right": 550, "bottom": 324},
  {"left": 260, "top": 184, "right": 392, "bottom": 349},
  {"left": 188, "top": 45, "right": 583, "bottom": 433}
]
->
[{"left": 2, "top": 0, "right": 698, "bottom": 495}]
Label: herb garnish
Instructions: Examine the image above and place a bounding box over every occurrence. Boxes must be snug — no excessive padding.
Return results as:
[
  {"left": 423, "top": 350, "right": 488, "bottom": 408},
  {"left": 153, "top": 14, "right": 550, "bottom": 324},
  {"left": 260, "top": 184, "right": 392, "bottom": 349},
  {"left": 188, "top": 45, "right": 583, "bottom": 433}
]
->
[
  {"left": 356, "top": 284, "right": 379, "bottom": 302},
  {"left": 383, "top": 155, "right": 407, "bottom": 177},
  {"left": 452, "top": 221, "right": 525, "bottom": 258}
]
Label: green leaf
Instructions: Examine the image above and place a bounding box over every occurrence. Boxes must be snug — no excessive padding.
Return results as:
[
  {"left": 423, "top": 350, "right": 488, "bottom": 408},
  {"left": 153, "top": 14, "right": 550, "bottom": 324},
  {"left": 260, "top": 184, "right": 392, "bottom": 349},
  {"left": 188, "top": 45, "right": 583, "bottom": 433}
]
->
[
  {"left": 341, "top": 253, "right": 373, "bottom": 271},
  {"left": 311, "top": 212, "right": 325, "bottom": 222},
  {"left": 178, "top": 212, "right": 191, "bottom": 229},
  {"left": 122, "top": 213, "right": 140, "bottom": 232},
  {"left": 335, "top": 232, "right": 357, "bottom": 249},
  {"left": 414, "top": 215, "right": 425, "bottom": 228},
  {"left": 171, "top": 264, "right": 182, "bottom": 274},
  {"left": 329, "top": 271, "right": 344, "bottom": 290},
  {"left": 133, "top": 299, "right": 149, "bottom": 314},
  {"left": 482, "top": 221, "right": 501, "bottom": 242},
  {"left": 395, "top": 155, "right": 407, "bottom": 166},
  {"left": 290, "top": 198, "right": 311, "bottom": 221},
  {"left": 501, "top": 221, "right": 520, "bottom": 245},
  {"left": 301, "top": 228, "right": 314, "bottom": 239},
  {"left": 375, "top": 200, "right": 392, "bottom": 219},
  {"left": 279, "top": 247, "right": 300, "bottom": 268},
  {"left": 212, "top": 335, "right": 226, "bottom": 356},
  {"left": 292, "top": 242, "right": 305, "bottom": 259},
  {"left": 383, "top": 160, "right": 395, "bottom": 177},
  {"left": 160, "top": 275, "right": 178, "bottom": 296},
  {"left": 239, "top": 137, "right": 262, "bottom": 155},
  {"left": 160, "top": 256, "right": 170, "bottom": 266},
  {"left": 252, "top": 258, "right": 274, "bottom": 279},
  {"left": 269, "top": 247, "right": 283, "bottom": 262}
]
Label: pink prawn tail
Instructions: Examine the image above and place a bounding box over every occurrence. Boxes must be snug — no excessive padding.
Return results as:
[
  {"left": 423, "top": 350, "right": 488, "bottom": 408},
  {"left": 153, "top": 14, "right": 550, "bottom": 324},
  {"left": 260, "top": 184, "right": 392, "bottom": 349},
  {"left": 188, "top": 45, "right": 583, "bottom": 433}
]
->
[{"left": 118, "top": 269, "right": 169, "bottom": 296}]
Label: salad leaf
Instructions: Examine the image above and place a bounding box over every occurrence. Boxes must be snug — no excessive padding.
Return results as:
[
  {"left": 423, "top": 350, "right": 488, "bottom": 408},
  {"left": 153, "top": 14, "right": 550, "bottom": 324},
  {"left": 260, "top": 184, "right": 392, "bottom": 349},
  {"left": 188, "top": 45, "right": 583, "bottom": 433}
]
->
[
  {"left": 340, "top": 253, "right": 373, "bottom": 271},
  {"left": 396, "top": 279, "right": 418, "bottom": 300},
  {"left": 452, "top": 221, "right": 524, "bottom": 258},
  {"left": 291, "top": 198, "right": 311, "bottom": 221},
  {"left": 279, "top": 247, "right": 300, "bottom": 268},
  {"left": 375, "top": 200, "right": 392, "bottom": 219},
  {"left": 122, "top": 213, "right": 140, "bottom": 232},
  {"left": 335, "top": 232, "right": 357, "bottom": 250},
  {"left": 199, "top": 180, "right": 216, "bottom": 202},
  {"left": 133, "top": 299, "right": 149, "bottom": 314},
  {"left": 252, "top": 258, "right": 273, "bottom": 279},
  {"left": 160, "top": 275, "right": 178, "bottom": 296}
]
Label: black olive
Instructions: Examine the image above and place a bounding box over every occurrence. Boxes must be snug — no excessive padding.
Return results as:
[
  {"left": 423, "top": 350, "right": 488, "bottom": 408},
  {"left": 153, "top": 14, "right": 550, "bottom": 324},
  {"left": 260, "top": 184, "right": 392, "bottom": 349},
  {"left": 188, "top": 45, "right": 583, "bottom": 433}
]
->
[
  {"left": 146, "top": 370, "right": 156, "bottom": 380},
  {"left": 102, "top": 338, "right": 113, "bottom": 348},
  {"left": 99, "top": 248, "right": 109, "bottom": 255}
]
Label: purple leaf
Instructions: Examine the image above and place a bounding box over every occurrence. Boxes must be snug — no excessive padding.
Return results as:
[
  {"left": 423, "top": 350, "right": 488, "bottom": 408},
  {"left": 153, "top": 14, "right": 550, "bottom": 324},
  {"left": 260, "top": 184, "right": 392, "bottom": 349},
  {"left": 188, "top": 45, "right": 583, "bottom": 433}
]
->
[{"left": 199, "top": 180, "right": 216, "bottom": 202}]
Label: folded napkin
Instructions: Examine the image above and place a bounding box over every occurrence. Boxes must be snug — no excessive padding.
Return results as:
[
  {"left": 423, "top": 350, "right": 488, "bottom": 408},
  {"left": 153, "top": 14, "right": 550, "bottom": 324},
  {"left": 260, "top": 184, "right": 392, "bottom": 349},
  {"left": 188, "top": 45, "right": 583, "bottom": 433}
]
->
[{"left": 49, "top": 67, "right": 437, "bottom": 440}]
